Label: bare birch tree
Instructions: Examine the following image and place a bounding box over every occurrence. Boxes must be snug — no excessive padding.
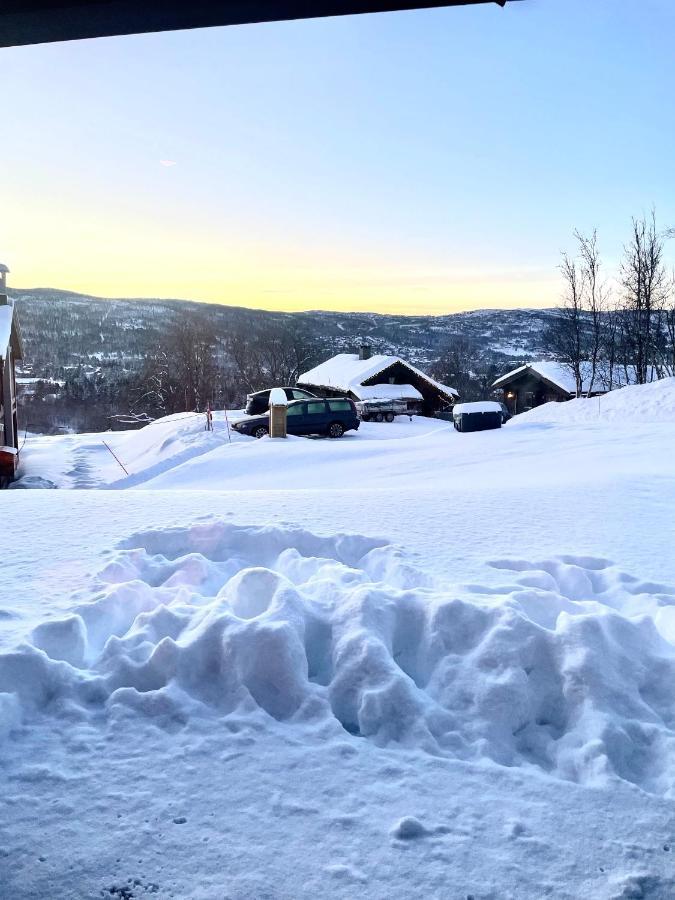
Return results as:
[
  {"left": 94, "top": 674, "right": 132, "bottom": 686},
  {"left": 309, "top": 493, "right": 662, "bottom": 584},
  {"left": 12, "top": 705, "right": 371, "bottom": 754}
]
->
[
  {"left": 619, "top": 211, "right": 668, "bottom": 383},
  {"left": 543, "top": 247, "right": 586, "bottom": 396},
  {"left": 576, "top": 229, "right": 609, "bottom": 395}
]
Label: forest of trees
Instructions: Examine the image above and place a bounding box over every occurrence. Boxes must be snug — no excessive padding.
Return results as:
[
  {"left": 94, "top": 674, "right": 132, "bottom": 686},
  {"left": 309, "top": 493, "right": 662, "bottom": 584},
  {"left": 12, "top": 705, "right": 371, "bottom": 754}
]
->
[
  {"left": 542, "top": 211, "right": 675, "bottom": 397},
  {"left": 134, "top": 314, "right": 320, "bottom": 419}
]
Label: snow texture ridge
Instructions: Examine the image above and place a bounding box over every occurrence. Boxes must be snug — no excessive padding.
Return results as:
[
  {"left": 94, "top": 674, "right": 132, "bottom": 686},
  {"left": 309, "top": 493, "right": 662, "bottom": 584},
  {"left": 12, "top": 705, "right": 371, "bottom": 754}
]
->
[{"left": 2, "top": 520, "right": 675, "bottom": 797}]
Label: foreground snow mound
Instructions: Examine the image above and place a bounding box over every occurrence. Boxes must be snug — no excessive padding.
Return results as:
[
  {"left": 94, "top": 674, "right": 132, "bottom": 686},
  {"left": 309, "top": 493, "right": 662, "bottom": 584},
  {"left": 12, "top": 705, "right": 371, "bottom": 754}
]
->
[
  {"left": 513, "top": 375, "right": 675, "bottom": 425},
  {"left": 2, "top": 520, "right": 675, "bottom": 796}
]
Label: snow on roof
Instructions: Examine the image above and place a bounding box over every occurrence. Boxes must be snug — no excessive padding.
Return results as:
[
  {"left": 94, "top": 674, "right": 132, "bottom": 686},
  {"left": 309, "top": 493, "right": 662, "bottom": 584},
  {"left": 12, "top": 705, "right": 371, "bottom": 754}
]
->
[
  {"left": 351, "top": 382, "right": 423, "bottom": 401},
  {"left": 0, "top": 299, "right": 23, "bottom": 360},
  {"left": 299, "top": 353, "right": 458, "bottom": 398},
  {"left": 453, "top": 401, "right": 502, "bottom": 415},
  {"left": 492, "top": 360, "right": 648, "bottom": 395},
  {"left": 0, "top": 304, "right": 13, "bottom": 356}
]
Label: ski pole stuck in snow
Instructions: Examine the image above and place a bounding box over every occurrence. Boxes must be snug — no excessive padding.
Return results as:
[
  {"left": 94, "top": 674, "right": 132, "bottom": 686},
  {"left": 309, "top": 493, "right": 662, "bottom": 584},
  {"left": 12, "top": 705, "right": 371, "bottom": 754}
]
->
[{"left": 101, "top": 440, "right": 130, "bottom": 476}]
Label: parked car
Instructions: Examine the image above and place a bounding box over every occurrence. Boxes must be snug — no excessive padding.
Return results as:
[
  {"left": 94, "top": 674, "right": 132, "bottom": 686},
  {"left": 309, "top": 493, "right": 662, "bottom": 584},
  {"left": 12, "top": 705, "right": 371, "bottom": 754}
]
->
[
  {"left": 245, "top": 387, "right": 316, "bottom": 416},
  {"left": 233, "top": 398, "right": 360, "bottom": 439}
]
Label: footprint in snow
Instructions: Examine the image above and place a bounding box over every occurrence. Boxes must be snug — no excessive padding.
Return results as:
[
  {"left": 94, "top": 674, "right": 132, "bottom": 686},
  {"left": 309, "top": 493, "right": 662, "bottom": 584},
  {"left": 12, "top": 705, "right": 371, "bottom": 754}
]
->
[{"left": 390, "top": 816, "right": 450, "bottom": 841}]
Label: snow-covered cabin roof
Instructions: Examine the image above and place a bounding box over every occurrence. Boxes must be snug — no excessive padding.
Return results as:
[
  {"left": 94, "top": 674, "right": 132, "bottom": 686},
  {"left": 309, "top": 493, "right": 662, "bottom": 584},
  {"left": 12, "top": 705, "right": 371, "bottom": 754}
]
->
[
  {"left": 351, "top": 383, "right": 423, "bottom": 401},
  {"left": 0, "top": 300, "right": 24, "bottom": 361},
  {"left": 492, "top": 361, "right": 646, "bottom": 395},
  {"left": 298, "top": 353, "right": 458, "bottom": 399}
]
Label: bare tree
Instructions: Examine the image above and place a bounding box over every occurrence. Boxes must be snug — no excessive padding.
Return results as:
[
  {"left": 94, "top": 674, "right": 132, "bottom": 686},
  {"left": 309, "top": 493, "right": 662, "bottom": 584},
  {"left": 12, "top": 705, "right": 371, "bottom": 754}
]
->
[
  {"left": 576, "top": 229, "right": 609, "bottom": 395},
  {"left": 431, "top": 335, "right": 477, "bottom": 399},
  {"left": 543, "top": 246, "right": 587, "bottom": 396},
  {"left": 226, "top": 320, "right": 317, "bottom": 393},
  {"left": 135, "top": 313, "right": 219, "bottom": 415},
  {"left": 602, "top": 301, "right": 621, "bottom": 390},
  {"left": 619, "top": 210, "right": 669, "bottom": 383},
  {"left": 660, "top": 276, "right": 675, "bottom": 377}
]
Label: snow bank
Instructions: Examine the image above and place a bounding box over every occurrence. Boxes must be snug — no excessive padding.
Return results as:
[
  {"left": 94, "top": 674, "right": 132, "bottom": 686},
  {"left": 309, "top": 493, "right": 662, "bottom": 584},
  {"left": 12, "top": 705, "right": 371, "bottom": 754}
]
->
[
  {"left": 2, "top": 520, "right": 675, "bottom": 797},
  {"left": 105, "top": 411, "right": 242, "bottom": 483},
  {"left": 512, "top": 376, "right": 675, "bottom": 425},
  {"left": 19, "top": 410, "right": 247, "bottom": 488}
]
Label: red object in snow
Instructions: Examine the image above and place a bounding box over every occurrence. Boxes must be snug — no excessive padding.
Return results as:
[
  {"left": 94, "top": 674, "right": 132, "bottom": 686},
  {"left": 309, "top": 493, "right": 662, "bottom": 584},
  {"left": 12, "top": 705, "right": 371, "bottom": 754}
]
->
[{"left": 0, "top": 445, "right": 19, "bottom": 480}]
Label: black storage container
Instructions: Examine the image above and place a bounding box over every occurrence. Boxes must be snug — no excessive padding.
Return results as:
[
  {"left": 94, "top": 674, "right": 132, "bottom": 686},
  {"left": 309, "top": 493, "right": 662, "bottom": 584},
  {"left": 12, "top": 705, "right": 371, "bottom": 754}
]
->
[{"left": 452, "top": 402, "right": 503, "bottom": 433}]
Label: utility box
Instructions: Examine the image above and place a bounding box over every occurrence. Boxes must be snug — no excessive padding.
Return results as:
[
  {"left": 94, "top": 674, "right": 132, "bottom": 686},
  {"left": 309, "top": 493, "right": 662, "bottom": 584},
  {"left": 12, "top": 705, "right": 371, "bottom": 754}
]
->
[{"left": 268, "top": 387, "right": 288, "bottom": 438}]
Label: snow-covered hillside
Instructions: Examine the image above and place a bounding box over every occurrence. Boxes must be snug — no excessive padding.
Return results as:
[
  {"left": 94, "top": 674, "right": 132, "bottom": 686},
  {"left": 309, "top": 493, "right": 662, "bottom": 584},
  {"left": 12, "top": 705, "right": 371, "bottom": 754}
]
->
[{"left": 2, "top": 380, "right": 675, "bottom": 899}]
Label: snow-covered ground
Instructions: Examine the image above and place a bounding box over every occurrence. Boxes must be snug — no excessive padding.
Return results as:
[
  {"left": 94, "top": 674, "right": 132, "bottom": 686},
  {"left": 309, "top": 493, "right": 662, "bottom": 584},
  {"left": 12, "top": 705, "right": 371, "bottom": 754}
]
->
[{"left": 2, "top": 381, "right": 675, "bottom": 898}]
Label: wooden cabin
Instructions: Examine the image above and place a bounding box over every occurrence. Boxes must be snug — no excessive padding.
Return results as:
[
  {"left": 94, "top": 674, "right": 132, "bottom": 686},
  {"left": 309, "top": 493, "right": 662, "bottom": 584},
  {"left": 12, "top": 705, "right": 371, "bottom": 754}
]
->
[
  {"left": 298, "top": 345, "right": 458, "bottom": 417},
  {"left": 492, "top": 361, "right": 642, "bottom": 415},
  {"left": 0, "top": 270, "right": 25, "bottom": 482}
]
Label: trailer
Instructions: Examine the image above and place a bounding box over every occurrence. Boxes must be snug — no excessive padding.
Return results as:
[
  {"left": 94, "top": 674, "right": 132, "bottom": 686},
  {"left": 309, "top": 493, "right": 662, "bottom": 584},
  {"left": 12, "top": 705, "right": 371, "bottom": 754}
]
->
[{"left": 355, "top": 398, "right": 409, "bottom": 422}]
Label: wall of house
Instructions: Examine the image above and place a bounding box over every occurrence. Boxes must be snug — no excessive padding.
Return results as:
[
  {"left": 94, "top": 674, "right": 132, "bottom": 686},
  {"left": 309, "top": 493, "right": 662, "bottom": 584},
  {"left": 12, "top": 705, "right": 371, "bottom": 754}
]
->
[
  {"left": 1, "top": 351, "right": 19, "bottom": 448},
  {"left": 0, "top": 360, "right": 4, "bottom": 445},
  {"left": 499, "top": 373, "right": 568, "bottom": 415},
  {"left": 360, "top": 361, "right": 448, "bottom": 416}
]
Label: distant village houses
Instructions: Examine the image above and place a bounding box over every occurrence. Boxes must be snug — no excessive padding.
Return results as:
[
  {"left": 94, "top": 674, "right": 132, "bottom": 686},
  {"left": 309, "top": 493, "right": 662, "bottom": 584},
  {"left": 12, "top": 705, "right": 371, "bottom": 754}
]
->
[
  {"left": 493, "top": 361, "right": 649, "bottom": 415},
  {"left": 298, "top": 345, "right": 458, "bottom": 417}
]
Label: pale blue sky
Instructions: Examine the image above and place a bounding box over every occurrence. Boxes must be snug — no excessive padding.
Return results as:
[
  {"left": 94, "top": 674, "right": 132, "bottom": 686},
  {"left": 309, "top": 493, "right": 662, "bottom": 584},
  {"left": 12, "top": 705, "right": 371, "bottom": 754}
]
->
[{"left": 1, "top": 0, "right": 674, "bottom": 311}]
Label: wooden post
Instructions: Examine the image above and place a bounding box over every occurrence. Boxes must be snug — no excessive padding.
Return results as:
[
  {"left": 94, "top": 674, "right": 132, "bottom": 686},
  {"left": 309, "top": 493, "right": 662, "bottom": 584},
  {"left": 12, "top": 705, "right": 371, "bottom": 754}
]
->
[{"left": 268, "top": 387, "right": 288, "bottom": 438}]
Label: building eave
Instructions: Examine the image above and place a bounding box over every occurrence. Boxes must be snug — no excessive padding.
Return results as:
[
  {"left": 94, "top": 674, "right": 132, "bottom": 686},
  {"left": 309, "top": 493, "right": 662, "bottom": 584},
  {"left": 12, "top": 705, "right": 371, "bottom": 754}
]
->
[
  {"left": 0, "top": 1, "right": 520, "bottom": 49},
  {"left": 492, "top": 364, "right": 573, "bottom": 397}
]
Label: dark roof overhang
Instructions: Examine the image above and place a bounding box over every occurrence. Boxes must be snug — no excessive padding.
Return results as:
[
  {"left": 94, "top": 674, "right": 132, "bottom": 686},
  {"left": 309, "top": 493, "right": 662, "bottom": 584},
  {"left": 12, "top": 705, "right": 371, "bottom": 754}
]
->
[
  {"left": 492, "top": 365, "right": 573, "bottom": 397},
  {"left": 0, "top": 1, "right": 518, "bottom": 49}
]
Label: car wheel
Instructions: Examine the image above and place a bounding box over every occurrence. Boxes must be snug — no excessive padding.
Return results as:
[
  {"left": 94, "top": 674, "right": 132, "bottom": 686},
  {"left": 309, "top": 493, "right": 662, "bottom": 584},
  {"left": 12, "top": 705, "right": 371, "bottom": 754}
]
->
[
  {"left": 328, "top": 422, "right": 345, "bottom": 438},
  {"left": 374, "top": 412, "right": 384, "bottom": 422},
  {"left": 385, "top": 412, "right": 395, "bottom": 423},
  {"left": 254, "top": 426, "right": 268, "bottom": 439}
]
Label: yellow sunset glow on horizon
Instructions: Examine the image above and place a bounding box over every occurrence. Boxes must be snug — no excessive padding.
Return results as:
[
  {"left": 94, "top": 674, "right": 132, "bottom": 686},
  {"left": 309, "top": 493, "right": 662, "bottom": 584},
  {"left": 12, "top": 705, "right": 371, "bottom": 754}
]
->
[
  {"left": 6, "top": 263, "right": 559, "bottom": 315},
  {"left": 2, "top": 200, "right": 560, "bottom": 315}
]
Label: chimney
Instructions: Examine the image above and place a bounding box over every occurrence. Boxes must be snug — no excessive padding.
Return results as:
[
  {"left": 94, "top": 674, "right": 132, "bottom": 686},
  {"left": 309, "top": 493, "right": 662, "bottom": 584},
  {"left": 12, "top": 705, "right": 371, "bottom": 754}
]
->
[{"left": 359, "top": 344, "right": 372, "bottom": 361}]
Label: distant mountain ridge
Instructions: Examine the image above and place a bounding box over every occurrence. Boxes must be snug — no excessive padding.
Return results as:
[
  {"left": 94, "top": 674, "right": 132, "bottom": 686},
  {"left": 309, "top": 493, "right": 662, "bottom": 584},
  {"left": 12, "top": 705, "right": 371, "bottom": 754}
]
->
[
  {"left": 10, "top": 287, "right": 556, "bottom": 374},
  {"left": 8, "top": 287, "right": 562, "bottom": 433}
]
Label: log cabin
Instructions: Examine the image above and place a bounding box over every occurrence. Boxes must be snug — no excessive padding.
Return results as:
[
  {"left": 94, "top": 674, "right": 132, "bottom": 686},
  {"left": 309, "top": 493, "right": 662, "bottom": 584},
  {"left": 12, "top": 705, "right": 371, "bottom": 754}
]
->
[
  {"left": 492, "top": 360, "right": 647, "bottom": 415},
  {"left": 298, "top": 345, "right": 458, "bottom": 417}
]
